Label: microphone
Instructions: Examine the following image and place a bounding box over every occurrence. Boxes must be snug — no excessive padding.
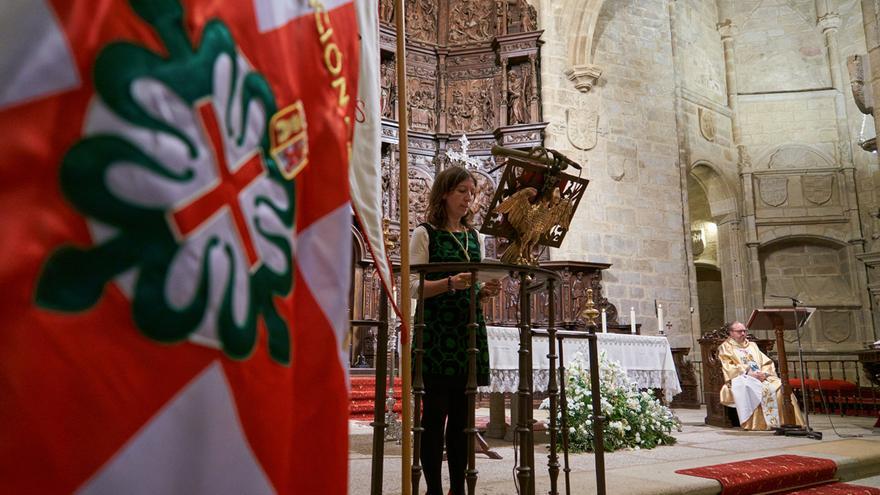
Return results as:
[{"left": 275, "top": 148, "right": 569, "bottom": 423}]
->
[{"left": 769, "top": 294, "right": 803, "bottom": 304}]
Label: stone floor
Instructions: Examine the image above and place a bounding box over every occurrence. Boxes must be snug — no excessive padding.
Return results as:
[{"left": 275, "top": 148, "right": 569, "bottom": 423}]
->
[{"left": 348, "top": 407, "right": 880, "bottom": 494}]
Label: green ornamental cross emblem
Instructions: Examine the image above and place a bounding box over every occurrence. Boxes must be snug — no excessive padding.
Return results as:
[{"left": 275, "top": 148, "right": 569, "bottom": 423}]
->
[{"left": 36, "top": 0, "right": 297, "bottom": 365}]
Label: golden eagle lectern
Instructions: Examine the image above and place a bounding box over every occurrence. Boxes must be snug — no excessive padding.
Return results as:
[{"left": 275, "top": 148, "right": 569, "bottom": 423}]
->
[
  {"left": 496, "top": 187, "right": 574, "bottom": 265},
  {"left": 481, "top": 146, "right": 589, "bottom": 267}
]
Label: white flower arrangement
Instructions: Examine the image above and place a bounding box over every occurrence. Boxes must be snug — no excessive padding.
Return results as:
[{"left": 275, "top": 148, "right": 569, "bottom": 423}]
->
[{"left": 540, "top": 351, "right": 681, "bottom": 453}]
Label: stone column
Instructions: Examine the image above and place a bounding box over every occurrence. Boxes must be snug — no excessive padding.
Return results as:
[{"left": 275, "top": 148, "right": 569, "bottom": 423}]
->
[
  {"left": 741, "top": 170, "right": 764, "bottom": 311},
  {"left": 716, "top": 8, "right": 760, "bottom": 313},
  {"left": 816, "top": 9, "right": 852, "bottom": 159},
  {"left": 816, "top": 8, "right": 859, "bottom": 219},
  {"left": 717, "top": 19, "right": 743, "bottom": 155},
  {"left": 716, "top": 217, "right": 751, "bottom": 321},
  {"left": 669, "top": 0, "right": 701, "bottom": 344},
  {"left": 857, "top": 0, "right": 880, "bottom": 338}
]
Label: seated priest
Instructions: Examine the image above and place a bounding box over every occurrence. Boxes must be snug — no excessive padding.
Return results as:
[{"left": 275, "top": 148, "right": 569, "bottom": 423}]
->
[{"left": 718, "top": 321, "right": 804, "bottom": 430}]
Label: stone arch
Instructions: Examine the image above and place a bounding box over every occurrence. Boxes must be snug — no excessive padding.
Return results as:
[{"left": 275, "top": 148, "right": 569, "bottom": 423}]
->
[
  {"left": 757, "top": 235, "right": 857, "bottom": 309},
  {"left": 563, "top": 0, "right": 606, "bottom": 92},
  {"left": 690, "top": 161, "right": 738, "bottom": 221},
  {"left": 695, "top": 263, "right": 725, "bottom": 332},
  {"left": 753, "top": 144, "right": 835, "bottom": 170},
  {"left": 688, "top": 161, "right": 743, "bottom": 328}
]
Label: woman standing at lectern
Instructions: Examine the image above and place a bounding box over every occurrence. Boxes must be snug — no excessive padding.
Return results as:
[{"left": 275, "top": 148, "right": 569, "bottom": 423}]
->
[{"left": 409, "top": 166, "right": 500, "bottom": 495}]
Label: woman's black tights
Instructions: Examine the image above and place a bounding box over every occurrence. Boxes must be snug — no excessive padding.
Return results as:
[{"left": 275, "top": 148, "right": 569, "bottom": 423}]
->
[{"left": 420, "top": 380, "right": 467, "bottom": 495}]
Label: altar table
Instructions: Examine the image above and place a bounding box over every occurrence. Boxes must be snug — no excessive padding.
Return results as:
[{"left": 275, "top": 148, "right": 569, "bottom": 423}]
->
[{"left": 481, "top": 326, "right": 682, "bottom": 402}]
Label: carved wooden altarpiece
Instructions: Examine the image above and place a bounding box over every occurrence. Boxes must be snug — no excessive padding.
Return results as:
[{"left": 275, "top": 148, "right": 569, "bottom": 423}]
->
[{"left": 352, "top": 0, "right": 545, "bottom": 337}]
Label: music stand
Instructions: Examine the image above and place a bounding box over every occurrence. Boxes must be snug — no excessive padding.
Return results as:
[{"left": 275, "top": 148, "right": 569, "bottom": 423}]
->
[{"left": 746, "top": 307, "right": 821, "bottom": 440}]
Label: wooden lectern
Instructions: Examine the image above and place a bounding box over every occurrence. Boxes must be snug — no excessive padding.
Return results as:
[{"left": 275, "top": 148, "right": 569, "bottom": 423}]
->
[{"left": 746, "top": 307, "right": 815, "bottom": 429}]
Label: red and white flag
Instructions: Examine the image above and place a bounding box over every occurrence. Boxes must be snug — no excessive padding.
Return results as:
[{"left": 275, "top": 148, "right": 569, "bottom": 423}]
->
[
  {"left": 350, "top": 0, "right": 400, "bottom": 320},
  {"left": 0, "top": 0, "right": 360, "bottom": 493}
]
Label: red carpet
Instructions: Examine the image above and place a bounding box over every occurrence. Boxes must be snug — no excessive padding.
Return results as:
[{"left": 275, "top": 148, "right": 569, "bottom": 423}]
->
[
  {"left": 349, "top": 376, "right": 402, "bottom": 420},
  {"left": 676, "top": 455, "right": 837, "bottom": 495},
  {"left": 781, "top": 483, "right": 880, "bottom": 494}
]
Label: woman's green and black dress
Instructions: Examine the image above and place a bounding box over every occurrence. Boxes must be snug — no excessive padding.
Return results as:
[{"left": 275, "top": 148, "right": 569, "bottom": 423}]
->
[{"left": 416, "top": 222, "right": 489, "bottom": 495}]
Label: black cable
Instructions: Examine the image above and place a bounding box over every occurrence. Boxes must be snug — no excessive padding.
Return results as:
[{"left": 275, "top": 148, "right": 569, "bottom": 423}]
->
[
  {"left": 791, "top": 305, "right": 863, "bottom": 439},
  {"left": 810, "top": 378, "right": 864, "bottom": 439}
]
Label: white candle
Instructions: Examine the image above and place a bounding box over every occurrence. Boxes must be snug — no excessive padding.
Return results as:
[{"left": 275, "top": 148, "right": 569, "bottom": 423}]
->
[
  {"left": 630, "top": 307, "right": 636, "bottom": 334},
  {"left": 657, "top": 303, "right": 664, "bottom": 333},
  {"left": 601, "top": 309, "right": 607, "bottom": 333}
]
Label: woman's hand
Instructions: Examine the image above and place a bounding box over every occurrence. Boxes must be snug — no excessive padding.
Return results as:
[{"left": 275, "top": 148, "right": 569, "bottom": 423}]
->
[
  {"left": 448, "top": 273, "right": 473, "bottom": 291},
  {"left": 479, "top": 279, "right": 501, "bottom": 299}
]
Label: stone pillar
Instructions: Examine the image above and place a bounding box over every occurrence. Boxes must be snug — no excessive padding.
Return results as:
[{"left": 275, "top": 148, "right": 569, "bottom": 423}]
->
[
  {"left": 717, "top": 19, "right": 742, "bottom": 152},
  {"left": 716, "top": 8, "right": 760, "bottom": 314},
  {"left": 716, "top": 217, "right": 750, "bottom": 321},
  {"left": 669, "top": 0, "right": 701, "bottom": 344},
  {"left": 857, "top": 0, "right": 880, "bottom": 338},
  {"left": 741, "top": 170, "right": 764, "bottom": 311},
  {"left": 863, "top": 0, "right": 880, "bottom": 151},
  {"left": 857, "top": 251, "right": 880, "bottom": 340}
]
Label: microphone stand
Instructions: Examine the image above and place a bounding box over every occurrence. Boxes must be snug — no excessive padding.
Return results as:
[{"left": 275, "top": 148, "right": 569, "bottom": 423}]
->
[{"left": 777, "top": 297, "right": 822, "bottom": 440}]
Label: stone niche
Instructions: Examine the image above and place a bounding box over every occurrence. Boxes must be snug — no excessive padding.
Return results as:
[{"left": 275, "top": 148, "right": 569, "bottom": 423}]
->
[{"left": 758, "top": 238, "right": 862, "bottom": 349}]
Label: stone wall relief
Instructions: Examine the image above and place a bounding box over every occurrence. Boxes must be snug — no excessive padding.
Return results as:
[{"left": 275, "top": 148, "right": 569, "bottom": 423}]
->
[
  {"left": 691, "top": 229, "right": 705, "bottom": 256},
  {"left": 757, "top": 176, "right": 789, "bottom": 207},
  {"left": 565, "top": 104, "right": 599, "bottom": 150},
  {"left": 802, "top": 174, "right": 834, "bottom": 206},
  {"left": 765, "top": 145, "right": 832, "bottom": 170},
  {"left": 819, "top": 310, "right": 854, "bottom": 344},
  {"left": 698, "top": 107, "right": 716, "bottom": 142}
]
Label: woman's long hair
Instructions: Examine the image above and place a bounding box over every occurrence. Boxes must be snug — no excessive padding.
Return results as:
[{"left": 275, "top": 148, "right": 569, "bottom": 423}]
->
[{"left": 425, "top": 166, "right": 477, "bottom": 230}]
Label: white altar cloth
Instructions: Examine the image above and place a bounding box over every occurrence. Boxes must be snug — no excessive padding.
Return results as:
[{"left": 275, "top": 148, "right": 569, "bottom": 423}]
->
[{"left": 482, "top": 326, "right": 682, "bottom": 402}]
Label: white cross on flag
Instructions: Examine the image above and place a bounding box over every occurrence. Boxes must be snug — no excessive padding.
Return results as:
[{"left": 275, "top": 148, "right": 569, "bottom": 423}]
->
[{"left": 0, "top": 0, "right": 375, "bottom": 493}]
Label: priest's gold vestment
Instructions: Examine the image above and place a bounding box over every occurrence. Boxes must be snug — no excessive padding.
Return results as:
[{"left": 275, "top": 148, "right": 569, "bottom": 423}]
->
[{"left": 718, "top": 338, "right": 804, "bottom": 430}]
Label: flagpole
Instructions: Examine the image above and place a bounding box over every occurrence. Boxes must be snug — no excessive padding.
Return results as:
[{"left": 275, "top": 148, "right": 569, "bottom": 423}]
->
[{"left": 394, "top": 0, "right": 412, "bottom": 493}]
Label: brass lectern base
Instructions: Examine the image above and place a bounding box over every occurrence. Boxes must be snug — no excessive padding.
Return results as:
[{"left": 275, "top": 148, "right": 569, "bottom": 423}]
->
[{"left": 774, "top": 424, "right": 823, "bottom": 440}]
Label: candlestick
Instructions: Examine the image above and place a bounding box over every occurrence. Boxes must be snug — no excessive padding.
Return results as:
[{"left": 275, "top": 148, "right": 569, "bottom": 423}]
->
[
  {"left": 657, "top": 303, "right": 663, "bottom": 334},
  {"left": 601, "top": 308, "right": 607, "bottom": 333},
  {"left": 630, "top": 307, "right": 636, "bottom": 334}
]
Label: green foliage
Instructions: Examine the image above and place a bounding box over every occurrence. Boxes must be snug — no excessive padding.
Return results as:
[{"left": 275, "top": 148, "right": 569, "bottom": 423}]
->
[{"left": 541, "top": 351, "right": 681, "bottom": 453}]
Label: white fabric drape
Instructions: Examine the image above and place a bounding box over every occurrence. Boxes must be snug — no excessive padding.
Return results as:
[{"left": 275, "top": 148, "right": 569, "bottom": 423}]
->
[{"left": 483, "top": 326, "right": 682, "bottom": 402}]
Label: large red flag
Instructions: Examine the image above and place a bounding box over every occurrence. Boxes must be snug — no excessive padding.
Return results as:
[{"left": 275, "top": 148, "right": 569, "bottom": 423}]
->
[{"left": 0, "top": 0, "right": 358, "bottom": 493}]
